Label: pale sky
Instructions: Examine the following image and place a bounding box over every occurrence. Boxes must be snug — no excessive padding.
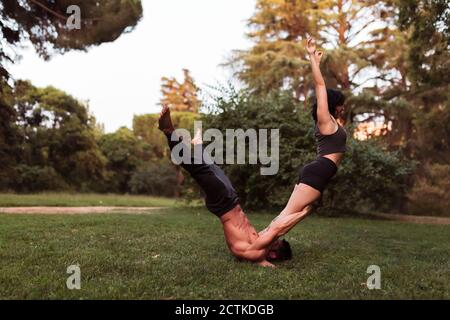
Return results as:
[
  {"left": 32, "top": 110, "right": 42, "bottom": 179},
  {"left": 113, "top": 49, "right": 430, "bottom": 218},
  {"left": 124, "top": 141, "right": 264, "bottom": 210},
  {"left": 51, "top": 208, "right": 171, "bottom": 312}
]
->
[{"left": 10, "top": 0, "right": 256, "bottom": 132}]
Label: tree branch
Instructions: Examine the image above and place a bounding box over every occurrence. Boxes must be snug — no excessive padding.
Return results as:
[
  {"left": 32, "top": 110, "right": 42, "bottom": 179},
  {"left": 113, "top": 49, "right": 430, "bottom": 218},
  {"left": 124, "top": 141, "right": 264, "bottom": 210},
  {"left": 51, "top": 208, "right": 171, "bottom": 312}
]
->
[
  {"left": 347, "top": 18, "right": 378, "bottom": 42},
  {"left": 28, "top": 0, "right": 67, "bottom": 20},
  {"left": 28, "top": 0, "right": 102, "bottom": 22}
]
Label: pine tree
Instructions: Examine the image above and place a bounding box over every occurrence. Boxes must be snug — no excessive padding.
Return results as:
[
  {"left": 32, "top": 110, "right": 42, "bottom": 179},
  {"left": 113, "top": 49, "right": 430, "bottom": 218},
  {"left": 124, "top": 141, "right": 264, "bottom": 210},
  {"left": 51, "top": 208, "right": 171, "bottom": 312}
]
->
[
  {"left": 228, "top": 0, "right": 406, "bottom": 111},
  {"left": 160, "top": 69, "right": 201, "bottom": 113},
  {"left": 396, "top": 0, "right": 450, "bottom": 162},
  {"left": 227, "top": 0, "right": 319, "bottom": 99},
  {"left": 0, "top": 0, "right": 143, "bottom": 81}
]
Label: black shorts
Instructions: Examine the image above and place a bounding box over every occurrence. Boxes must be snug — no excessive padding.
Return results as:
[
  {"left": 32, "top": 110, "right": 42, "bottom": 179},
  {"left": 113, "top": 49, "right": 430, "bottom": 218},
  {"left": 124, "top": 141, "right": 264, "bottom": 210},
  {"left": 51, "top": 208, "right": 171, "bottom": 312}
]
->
[{"left": 297, "top": 157, "right": 337, "bottom": 193}]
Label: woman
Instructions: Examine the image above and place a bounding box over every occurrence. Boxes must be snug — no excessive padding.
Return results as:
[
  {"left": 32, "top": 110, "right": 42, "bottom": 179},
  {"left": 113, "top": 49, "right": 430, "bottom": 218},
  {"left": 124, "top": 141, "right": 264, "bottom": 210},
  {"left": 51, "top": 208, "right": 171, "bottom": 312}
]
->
[
  {"left": 232, "top": 38, "right": 348, "bottom": 257},
  {"left": 277, "top": 38, "right": 347, "bottom": 219}
]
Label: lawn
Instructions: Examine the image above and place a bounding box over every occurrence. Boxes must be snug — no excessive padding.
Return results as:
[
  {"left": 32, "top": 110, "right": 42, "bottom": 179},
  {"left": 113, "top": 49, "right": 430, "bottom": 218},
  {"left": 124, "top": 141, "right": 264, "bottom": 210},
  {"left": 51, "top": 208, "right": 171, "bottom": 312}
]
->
[
  {"left": 0, "top": 193, "right": 178, "bottom": 207},
  {"left": 0, "top": 207, "right": 448, "bottom": 299}
]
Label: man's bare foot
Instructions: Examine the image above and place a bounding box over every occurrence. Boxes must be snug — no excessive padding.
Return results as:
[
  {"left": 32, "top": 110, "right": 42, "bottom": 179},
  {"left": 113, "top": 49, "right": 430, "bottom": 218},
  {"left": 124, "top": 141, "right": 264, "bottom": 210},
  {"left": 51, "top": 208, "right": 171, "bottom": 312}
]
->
[
  {"left": 257, "top": 260, "right": 276, "bottom": 268},
  {"left": 158, "top": 105, "right": 175, "bottom": 135}
]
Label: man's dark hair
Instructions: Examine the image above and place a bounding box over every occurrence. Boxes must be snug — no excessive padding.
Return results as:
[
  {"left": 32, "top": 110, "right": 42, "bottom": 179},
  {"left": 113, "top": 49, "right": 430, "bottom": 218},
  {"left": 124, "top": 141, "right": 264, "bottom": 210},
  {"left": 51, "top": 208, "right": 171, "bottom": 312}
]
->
[
  {"left": 311, "top": 88, "right": 346, "bottom": 122},
  {"left": 268, "top": 239, "right": 292, "bottom": 262}
]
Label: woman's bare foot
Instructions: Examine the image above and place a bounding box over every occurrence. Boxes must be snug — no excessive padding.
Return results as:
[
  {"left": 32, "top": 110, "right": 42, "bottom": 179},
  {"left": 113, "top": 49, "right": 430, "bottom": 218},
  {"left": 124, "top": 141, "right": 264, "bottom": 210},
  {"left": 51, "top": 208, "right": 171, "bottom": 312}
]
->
[{"left": 158, "top": 105, "right": 175, "bottom": 135}]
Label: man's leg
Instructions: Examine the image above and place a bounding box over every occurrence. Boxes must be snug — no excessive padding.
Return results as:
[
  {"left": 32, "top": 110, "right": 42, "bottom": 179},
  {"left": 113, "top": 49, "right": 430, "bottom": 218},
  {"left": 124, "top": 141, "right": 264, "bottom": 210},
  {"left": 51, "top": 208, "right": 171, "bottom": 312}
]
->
[{"left": 158, "top": 106, "right": 239, "bottom": 217}]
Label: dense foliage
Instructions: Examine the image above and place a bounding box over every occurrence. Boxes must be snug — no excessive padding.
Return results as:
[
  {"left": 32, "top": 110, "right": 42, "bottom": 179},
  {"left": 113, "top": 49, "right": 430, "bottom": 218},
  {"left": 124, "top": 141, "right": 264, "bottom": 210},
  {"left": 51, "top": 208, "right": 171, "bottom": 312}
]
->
[
  {"left": 0, "top": 1, "right": 448, "bottom": 215},
  {"left": 0, "top": 80, "right": 199, "bottom": 197},
  {"left": 203, "top": 89, "right": 413, "bottom": 214},
  {"left": 1, "top": 81, "right": 107, "bottom": 191}
]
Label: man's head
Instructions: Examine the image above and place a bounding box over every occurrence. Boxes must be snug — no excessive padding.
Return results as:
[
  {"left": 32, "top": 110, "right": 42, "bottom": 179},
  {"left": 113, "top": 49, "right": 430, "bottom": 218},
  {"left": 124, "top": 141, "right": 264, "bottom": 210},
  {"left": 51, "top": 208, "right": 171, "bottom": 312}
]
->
[{"left": 266, "top": 239, "right": 292, "bottom": 262}]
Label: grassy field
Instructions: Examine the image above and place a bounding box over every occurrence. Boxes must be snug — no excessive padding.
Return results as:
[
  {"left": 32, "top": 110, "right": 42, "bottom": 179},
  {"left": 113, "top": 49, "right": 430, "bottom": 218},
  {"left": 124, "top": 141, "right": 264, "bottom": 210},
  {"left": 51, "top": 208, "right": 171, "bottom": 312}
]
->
[
  {"left": 0, "top": 207, "right": 448, "bottom": 299},
  {"left": 0, "top": 193, "right": 178, "bottom": 207}
]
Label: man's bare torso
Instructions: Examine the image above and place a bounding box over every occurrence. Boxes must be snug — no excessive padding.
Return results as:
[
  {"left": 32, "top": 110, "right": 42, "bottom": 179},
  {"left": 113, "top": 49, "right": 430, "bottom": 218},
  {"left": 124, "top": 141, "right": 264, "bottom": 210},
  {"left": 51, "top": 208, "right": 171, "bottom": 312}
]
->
[{"left": 220, "top": 205, "right": 259, "bottom": 258}]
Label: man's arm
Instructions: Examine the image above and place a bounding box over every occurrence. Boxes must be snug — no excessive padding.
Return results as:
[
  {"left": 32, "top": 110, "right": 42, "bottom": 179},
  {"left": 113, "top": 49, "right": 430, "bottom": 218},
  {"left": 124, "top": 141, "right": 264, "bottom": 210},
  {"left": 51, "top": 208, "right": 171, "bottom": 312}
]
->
[
  {"left": 234, "top": 206, "right": 312, "bottom": 264},
  {"left": 246, "top": 206, "right": 313, "bottom": 253}
]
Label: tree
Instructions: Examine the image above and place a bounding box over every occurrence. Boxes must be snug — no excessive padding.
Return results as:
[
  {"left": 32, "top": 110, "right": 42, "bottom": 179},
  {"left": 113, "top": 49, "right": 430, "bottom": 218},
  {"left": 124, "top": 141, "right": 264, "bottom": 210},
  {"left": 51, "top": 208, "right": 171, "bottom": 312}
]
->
[
  {"left": 398, "top": 52, "right": 449, "bottom": 212},
  {"left": 160, "top": 69, "right": 201, "bottom": 113},
  {"left": 229, "top": 0, "right": 446, "bottom": 164},
  {"left": 394, "top": 0, "right": 450, "bottom": 162},
  {"left": 11, "top": 80, "right": 107, "bottom": 190},
  {"left": 128, "top": 161, "right": 180, "bottom": 197},
  {"left": 227, "top": 0, "right": 318, "bottom": 98},
  {"left": 133, "top": 111, "right": 200, "bottom": 197},
  {"left": 98, "top": 127, "right": 150, "bottom": 193},
  {"left": 228, "top": 0, "right": 402, "bottom": 107},
  {"left": 0, "top": 84, "right": 19, "bottom": 189},
  {"left": 397, "top": 0, "right": 450, "bottom": 90},
  {"left": 0, "top": 0, "right": 143, "bottom": 80},
  {"left": 133, "top": 111, "right": 200, "bottom": 159}
]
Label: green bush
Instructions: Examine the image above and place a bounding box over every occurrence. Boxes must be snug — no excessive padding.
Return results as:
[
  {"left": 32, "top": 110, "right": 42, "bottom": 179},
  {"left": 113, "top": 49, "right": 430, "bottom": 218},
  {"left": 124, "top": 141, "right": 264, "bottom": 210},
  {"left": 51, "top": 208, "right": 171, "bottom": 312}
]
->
[
  {"left": 98, "top": 127, "right": 151, "bottom": 193},
  {"left": 0, "top": 96, "right": 20, "bottom": 191},
  {"left": 13, "top": 165, "right": 69, "bottom": 193},
  {"left": 204, "top": 88, "right": 413, "bottom": 214},
  {"left": 128, "top": 162, "right": 180, "bottom": 197},
  {"left": 11, "top": 81, "right": 108, "bottom": 190},
  {"left": 407, "top": 164, "right": 450, "bottom": 217},
  {"left": 321, "top": 138, "right": 414, "bottom": 215},
  {"left": 132, "top": 111, "right": 208, "bottom": 201},
  {"left": 204, "top": 88, "right": 316, "bottom": 209}
]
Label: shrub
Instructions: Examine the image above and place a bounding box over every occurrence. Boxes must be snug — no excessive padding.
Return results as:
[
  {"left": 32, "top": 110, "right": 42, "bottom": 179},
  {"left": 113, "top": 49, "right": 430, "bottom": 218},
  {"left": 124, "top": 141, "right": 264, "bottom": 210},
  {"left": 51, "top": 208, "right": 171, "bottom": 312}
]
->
[
  {"left": 129, "top": 162, "right": 180, "bottom": 197},
  {"left": 13, "top": 165, "right": 69, "bottom": 193},
  {"left": 203, "top": 88, "right": 414, "bottom": 214},
  {"left": 407, "top": 164, "right": 450, "bottom": 216},
  {"left": 321, "top": 138, "right": 414, "bottom": 215},
  {"left": 98, "top": 127, "right": 150, "bottom": 193}
]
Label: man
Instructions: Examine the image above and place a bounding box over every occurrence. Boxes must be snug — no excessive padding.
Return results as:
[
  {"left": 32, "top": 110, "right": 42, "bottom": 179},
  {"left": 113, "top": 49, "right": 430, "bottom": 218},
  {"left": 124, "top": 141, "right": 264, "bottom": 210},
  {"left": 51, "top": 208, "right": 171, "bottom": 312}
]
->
[{"left": 158, "top": 106, "right": 311, "bottom": 267}]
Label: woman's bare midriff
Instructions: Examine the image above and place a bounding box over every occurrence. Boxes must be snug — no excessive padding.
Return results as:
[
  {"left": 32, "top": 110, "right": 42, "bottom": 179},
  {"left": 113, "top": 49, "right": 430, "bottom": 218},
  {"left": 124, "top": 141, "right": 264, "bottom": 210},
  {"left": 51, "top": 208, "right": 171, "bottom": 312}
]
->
[{"left": 323, "top": 152, "right": 344, "bottom": 166}]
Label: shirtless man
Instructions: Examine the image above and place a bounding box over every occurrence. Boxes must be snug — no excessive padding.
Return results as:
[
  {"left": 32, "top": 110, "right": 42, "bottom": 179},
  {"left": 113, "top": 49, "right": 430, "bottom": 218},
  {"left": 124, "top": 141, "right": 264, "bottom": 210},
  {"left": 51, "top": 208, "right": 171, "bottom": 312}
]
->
[{"left": 158, "top": 106, "right": 311, "bottom": 267}]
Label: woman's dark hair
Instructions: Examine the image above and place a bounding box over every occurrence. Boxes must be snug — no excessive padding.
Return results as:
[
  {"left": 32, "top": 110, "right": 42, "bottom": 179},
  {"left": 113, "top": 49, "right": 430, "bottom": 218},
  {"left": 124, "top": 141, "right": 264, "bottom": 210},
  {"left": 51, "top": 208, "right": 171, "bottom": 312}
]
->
[{"left": 311, "top": 88, "right": 346, "bottom": 122}]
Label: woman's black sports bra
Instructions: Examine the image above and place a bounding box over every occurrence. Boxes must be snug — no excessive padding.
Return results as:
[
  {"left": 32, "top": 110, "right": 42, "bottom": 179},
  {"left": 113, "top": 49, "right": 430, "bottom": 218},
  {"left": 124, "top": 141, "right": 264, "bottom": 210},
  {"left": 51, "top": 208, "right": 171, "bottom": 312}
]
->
[{"left": 314, "top": 122, "right": 347, "bottom": 157}]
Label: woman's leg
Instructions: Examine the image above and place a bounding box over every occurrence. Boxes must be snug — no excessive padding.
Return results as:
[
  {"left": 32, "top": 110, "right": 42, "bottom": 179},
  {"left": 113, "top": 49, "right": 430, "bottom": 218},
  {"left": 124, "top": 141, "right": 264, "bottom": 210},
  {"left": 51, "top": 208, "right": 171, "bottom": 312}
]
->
[
  {"left": 260, "top": 184, "right": 320, "bottom": 237},
  {"left": 279, "top": 183, "right": 321, "bottom": 216}
]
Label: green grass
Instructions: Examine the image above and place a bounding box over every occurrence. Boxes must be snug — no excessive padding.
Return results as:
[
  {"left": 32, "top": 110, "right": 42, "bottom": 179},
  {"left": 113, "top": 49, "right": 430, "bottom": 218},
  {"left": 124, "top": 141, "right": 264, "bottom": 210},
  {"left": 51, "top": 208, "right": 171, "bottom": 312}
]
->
[
  {"left": 0, "top": 193, "right": 178, "bottom": 207},
  {"left": 0, "top": 207, "right": 448, "bottom": 299}
]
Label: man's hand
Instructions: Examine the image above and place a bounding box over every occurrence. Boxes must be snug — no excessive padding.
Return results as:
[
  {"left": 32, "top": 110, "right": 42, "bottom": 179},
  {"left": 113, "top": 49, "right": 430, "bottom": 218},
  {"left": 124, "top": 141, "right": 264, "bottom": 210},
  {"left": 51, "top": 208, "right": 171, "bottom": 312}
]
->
[
  {"left": 257, "top": 260, "right": 276, "bottom": 268},
  {"left": 306, "top": 38, "right": 323, "bottom": 64}
]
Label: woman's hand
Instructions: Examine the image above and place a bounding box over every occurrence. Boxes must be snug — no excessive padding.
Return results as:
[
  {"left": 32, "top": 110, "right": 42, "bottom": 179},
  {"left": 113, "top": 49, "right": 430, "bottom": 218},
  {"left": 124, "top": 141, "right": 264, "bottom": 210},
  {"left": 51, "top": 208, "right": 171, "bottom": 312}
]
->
[{"left": 306, "top": 37, "right": 323, "bottom": 64}]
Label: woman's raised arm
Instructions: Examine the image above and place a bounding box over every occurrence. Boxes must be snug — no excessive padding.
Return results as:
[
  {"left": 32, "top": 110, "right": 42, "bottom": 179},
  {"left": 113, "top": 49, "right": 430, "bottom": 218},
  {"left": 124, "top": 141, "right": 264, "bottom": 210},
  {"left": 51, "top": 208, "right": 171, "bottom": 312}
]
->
[{"left": 306, "top": 38, "right": 335, "bottom": 132}]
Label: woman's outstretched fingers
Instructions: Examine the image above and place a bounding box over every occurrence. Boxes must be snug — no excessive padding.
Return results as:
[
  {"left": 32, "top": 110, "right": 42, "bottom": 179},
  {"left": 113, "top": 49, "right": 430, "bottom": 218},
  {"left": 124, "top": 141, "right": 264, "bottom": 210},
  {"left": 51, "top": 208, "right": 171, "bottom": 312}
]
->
[
  {"left": 315, "top": 50, "right": 324, "bottom": 63},
  {"left": 306, "top": 37, "right": 316, "bottom": 54}
]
